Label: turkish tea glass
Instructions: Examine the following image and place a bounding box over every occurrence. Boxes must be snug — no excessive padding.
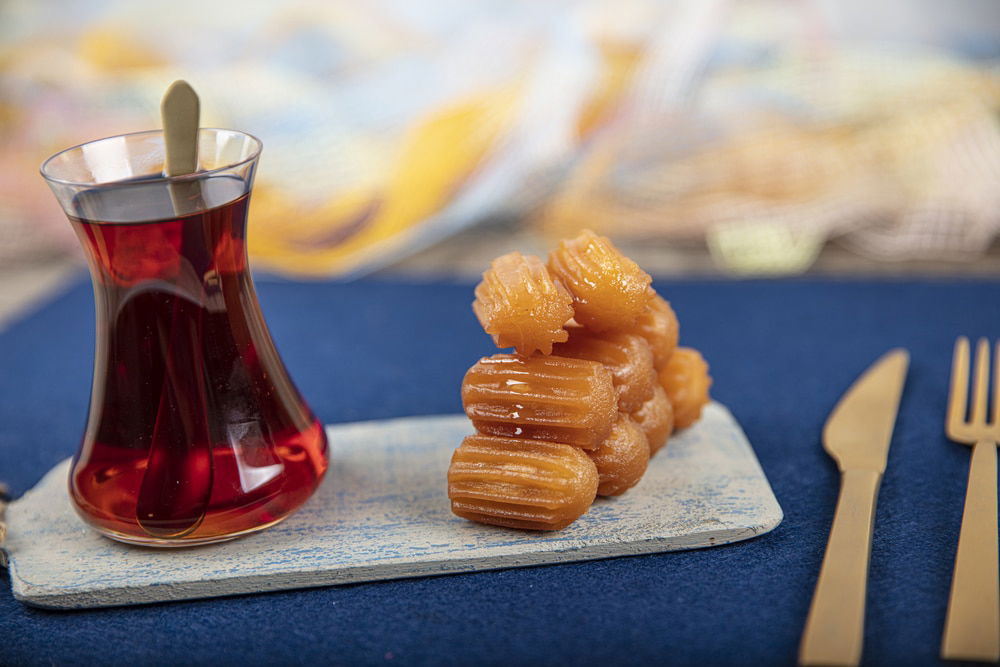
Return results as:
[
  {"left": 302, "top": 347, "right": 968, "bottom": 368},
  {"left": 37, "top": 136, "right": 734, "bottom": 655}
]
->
[{"left": 41, "top": 129, "right": 328, "bottom": 546}]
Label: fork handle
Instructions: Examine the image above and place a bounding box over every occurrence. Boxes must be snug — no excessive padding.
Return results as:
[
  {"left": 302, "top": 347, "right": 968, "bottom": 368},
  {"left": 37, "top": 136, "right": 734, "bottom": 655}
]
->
[
  {"left": 942, "top": 439, "right": 1000, "bottom": 662},
  {"left": 800, "top": 468, "right": 882, "bottom": 667}
]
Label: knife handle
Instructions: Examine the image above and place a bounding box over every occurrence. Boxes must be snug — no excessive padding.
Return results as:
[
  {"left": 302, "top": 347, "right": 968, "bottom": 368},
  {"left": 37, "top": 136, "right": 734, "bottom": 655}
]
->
[
  {"left": 800, "top": 468, "right": 881, "bottom": 667},
  {"left": 942, "top": 439, "right": 999, "bottom": 662}
]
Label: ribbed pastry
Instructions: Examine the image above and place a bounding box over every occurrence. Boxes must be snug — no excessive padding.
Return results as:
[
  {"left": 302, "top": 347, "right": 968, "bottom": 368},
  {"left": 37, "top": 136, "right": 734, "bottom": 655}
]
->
[
  {"left": 547, "top": 229, "right": 651, "bottom": 332},
  {"left": 587, "top": 414, "right": 650, "bottom": 497},
  {"left": 448, "top": 434, "right": 598, "bottom": 530},
  {"left": 628, "top": 293, "right": 679, "bottom": 370},
  {"left": 462, "top": 353, "right": 616, "bottom": 449},
  {"left": 551, "top": 328, "right": 656, "bottom": 413},
  {"left": 630, "top": 384, "right": 674, "bottom": 455},
  {"left": 472, "top": 251, "right": 573, "bottom": 356},
  {"left": 659, "top": 347, "right": 712, "bottom": 430}
]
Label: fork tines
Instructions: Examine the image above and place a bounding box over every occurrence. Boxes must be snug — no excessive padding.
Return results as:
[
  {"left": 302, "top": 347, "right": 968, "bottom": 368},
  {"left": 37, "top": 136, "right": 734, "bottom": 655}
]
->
[{"left": 941, "top": 336, "right": 1000, "bottom": 662}]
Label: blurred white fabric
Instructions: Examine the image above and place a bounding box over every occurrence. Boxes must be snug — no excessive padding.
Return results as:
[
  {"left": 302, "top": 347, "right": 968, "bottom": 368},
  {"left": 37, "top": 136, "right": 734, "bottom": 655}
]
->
[{"left": 1, "top": 0, "right": 998, "bottom": 275}]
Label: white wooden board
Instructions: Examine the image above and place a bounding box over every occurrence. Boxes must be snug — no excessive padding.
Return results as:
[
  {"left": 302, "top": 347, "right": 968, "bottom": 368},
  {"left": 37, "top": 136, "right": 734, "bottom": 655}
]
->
[{"left": 2, "top": 403, "right": 781, "bottom": 609}]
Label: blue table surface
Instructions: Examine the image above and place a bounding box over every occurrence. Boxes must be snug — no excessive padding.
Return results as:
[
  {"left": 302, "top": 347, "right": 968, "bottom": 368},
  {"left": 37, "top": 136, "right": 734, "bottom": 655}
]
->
[{"left": 1, "top": 275, "right": 999, "bottom": 666}]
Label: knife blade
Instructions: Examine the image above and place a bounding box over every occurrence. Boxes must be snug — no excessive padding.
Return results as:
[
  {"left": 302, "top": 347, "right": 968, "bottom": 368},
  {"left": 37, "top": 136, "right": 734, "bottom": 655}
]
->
[
  {"left": 800, "top": 349, "right": 909, "bottom": 667},
  {"left": 822, "top": 349, "right": 910, "bottom": 473}
]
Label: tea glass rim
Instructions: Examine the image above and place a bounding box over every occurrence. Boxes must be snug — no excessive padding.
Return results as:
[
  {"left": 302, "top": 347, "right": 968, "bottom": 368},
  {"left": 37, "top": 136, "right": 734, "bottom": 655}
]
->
[{"left": 39, "top": 127, "right": 262, "bottom": 188}]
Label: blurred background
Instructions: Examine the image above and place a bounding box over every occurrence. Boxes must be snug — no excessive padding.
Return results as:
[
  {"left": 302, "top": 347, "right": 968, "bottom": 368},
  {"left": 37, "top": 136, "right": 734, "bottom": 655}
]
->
[{"left": 1, "top": 0, "right": 998, "bottom": 320}]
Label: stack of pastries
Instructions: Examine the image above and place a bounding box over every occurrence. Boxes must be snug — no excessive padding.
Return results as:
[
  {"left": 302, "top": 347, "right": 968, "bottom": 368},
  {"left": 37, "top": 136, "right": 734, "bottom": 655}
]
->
[{"left": 448, "top": 230, "right": 712, "bottom": 530}]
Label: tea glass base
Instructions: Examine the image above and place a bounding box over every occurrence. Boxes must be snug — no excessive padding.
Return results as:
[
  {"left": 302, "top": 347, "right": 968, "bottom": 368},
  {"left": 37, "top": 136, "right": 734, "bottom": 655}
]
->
[{"left": 90, "top": 515, "right": 291, "bottom": 548}]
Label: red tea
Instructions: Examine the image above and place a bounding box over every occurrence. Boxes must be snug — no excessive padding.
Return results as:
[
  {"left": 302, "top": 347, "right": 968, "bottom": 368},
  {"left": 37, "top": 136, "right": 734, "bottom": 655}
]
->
[{"left": 68, "top": 176, "right": 328, "bottom": 545}]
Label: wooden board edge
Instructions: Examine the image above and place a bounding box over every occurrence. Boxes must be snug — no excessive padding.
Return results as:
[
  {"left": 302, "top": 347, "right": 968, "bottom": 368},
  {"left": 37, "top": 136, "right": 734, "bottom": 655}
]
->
[{"left": 13, "top": 510, "right": 783, "bottom": 610}]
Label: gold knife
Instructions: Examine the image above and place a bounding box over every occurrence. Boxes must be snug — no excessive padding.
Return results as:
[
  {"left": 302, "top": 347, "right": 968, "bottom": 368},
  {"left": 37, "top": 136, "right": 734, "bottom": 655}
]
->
[{"left": 799, "top": 349, "right": 910, "bottom": 667}]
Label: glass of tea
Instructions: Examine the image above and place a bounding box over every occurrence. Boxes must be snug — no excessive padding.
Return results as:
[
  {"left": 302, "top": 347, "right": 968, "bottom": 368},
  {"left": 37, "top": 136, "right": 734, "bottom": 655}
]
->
[{"left": 41, "top": 129, "right": 329, "bottom": 546}]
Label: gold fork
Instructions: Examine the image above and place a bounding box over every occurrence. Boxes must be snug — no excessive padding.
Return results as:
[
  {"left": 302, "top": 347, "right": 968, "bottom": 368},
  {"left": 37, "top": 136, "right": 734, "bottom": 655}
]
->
[{"left": 942, "top": 337, "right": 1000, "bottom": 662}]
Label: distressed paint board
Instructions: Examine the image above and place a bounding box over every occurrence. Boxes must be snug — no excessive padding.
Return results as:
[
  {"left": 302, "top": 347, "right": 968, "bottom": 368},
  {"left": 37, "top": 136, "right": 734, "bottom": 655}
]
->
[{"left": 2, "top": 402, "right": 782, "bottom": 609}]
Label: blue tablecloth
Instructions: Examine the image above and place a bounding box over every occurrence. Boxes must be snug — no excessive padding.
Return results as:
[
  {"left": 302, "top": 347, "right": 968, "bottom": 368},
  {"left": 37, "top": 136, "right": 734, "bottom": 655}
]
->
[{"left": 2, "top": 275, "right": 998, "bottom": 665}]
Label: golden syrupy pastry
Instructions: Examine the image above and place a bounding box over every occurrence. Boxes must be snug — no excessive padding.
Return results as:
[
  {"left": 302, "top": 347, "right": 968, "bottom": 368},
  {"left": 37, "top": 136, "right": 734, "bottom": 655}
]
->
[
  {"left": 628, "top": 293, "right": 679, "bottom": 370},
  {"left": 472, "top": 251, "right": 573, "bottom": 356},
  {"left": 462, "top": 354, "right": 616, "bottom": 449},
  {"left": 448, "top": 434, "right": 599, "bottom": 530},
  {"left": 630, "top": 384, "right": 674, "bottom": 456},
  {"left": 454, "top": 232, "right": 714, "bottom": 530},
  {"left": 547, "top": 229, "right": 652, "bottom": 332},
  {"left": 587, "top": 413, "right": 650, "bottom": 497},
  {"left": 550, "top": 328, "right": 656, "bottom": 413},
  {"left": 659, "top": 347, "right": 712, "bottom": 430}
]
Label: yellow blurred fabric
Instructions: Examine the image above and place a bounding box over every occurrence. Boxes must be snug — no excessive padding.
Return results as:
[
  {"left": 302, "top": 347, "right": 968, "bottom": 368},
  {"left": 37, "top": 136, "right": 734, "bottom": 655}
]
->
[{"left": 248, "top": 90, "right": 518, "bottom": 276}]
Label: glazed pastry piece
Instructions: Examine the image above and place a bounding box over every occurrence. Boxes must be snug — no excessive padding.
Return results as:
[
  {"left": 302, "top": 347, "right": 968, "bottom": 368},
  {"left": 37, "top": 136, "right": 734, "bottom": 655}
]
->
[
  {"left": 448, "top": 434, "right": 599, "bottom": 530},
  {"left": 631, "top": 384, "right": 674, "bottom": 456},
  {"left": 659, "top": 347, "right": 712, "bottom": 430},
  {"left": 550, "top": 328, "right": 656, "bottom": 413},
  {"left": 629, "top": 293, "right": 679, "bottom": 370},
  {"left": 547, "top": 229, "right": 652, "bottom": 332},
  {"left": 587, "top": 414, "right": 650, "bottom": 497},
  {"left": 462, "top": 354, "right": 616, "bottom": 449},
  {"left": 472, "top": 251, "right": 574, "bottom": 356}
]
